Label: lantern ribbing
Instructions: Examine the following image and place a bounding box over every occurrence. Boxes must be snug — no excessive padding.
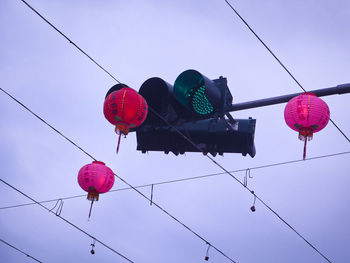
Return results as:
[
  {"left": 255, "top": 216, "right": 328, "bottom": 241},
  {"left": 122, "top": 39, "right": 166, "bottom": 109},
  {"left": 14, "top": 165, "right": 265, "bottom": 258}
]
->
[
  {"left": 284, "top": 93, "right": 330, "bottom": 159},
  {"left": 103, "top": 86, "right": 148, "bottom": 153},
  {"left": 78, "top": 161, "right": 115, "bottom": 219}
]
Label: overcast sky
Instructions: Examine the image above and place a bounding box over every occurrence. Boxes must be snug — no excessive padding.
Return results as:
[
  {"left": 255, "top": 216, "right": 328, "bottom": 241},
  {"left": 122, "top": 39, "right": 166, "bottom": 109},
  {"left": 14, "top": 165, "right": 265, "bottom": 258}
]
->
[{"left": 0, "top": 0, "right": 349, "bottom": 262}]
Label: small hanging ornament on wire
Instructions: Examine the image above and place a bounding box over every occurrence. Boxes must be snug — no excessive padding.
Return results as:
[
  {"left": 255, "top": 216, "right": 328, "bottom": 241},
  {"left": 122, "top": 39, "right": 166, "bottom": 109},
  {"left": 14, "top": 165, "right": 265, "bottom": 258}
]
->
[
  {"left": 78, "top": 161, "right": 115, "bottom": 219},
  {"left": 250, "top": 191, "right": 256, "bottom": 212},
  {"left": 204, "top": 243, "right": 211, "bottom": 261},
  {"left": 90, "top": 239, "right": 96, "bottom": 255},
  {"left": 284, "top": 93, "right": 330, "bottom": 160},
  {"left": 103, "top": 84, "right": 148, "bottom": 153}
]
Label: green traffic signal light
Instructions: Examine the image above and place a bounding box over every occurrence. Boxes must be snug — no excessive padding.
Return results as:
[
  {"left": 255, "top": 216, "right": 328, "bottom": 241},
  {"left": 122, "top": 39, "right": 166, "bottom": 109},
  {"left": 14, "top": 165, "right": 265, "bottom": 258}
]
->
[
  {"left": 192, "top": 84, "right": 214, "bottom": 115},
  {"left": 173, "top": 70, "right": 221, "bottom": 118}
]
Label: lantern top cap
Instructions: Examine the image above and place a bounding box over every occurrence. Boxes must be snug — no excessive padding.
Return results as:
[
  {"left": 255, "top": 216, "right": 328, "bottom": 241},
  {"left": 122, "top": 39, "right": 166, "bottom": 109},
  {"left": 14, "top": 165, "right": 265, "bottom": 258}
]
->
[
  {"left": 300, "top": 92, "right": 316, "bottom": 97},
  {"left": 92, "top": 161, "right": 105, "bottom": 165},
  {"left": 106, "top": 87, "right": 138, "bottom": 97},
  {"left": 105, "top": 84, "right": 138, "bottom": 99}
]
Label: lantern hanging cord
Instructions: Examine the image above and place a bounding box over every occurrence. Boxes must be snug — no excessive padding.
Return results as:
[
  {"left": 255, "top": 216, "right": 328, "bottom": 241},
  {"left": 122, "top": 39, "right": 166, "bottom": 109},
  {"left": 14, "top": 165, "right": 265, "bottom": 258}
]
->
[
  {"left": 88, "top": 200, "right": 94, "bottom": 220},
  {"left": 223, "top": 0, "right": 349, "bottom": 144},
  {"left": 116, "top": 133, "right": 122, "bottom": 154},
  {"left": 0, "top": 238, "right": 43, "bottom": 263},
  {"left": 0, "top": 178, "right": 135, "bottom": 263},
  {"left": 1, "top": 150, "right": 349, "bottom": 211}
]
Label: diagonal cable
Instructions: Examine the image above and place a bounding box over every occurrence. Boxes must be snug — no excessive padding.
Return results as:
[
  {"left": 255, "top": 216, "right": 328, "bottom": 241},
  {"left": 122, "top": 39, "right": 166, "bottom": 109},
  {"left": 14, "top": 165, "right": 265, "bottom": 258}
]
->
[
  {"left": 0, "top": 238, "right": 42, "bottom": 263},
  {"left": 150, "top": 108, "right": 333, "bottom": 263},
  {"left": 19, "top": 0, "right": 121, "bottom": 84},
  {"left": 1, "top": 150, "right": 348, "bottom": 211},
  {"left": 0, "top": 178, "right": 134, "bottom": 262},
  {"left": 13, "top": 0, "right": 338, "bottom": 261},
  {"left": 0, "top": 85, "right": 331, "bottom": 262},
  {"left": 0, "top": 87, "right": 238, "bottom": 263},
  {"left": 223, "top": 0, "right": 349, "bottom": 143}
]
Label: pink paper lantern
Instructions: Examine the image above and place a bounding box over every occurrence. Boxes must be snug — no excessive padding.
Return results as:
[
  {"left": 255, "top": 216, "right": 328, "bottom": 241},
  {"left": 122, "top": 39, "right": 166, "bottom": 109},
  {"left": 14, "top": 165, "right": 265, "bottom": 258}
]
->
[
  {"left": 78, "top": 161, "right": 115, "bottom": 218},
  {"left": 284, "top": 92, "right": 330, "bottom": 159}
]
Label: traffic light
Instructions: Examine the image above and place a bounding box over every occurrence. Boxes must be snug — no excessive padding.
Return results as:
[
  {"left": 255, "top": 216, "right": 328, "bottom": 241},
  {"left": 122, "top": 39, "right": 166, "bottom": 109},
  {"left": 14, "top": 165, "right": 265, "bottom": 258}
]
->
[
  {"left": 173, "top": 69, "right": 232, "bottom": 119},
  {"left": 135, "top": 69, "right": 256, "bottom": 157}
]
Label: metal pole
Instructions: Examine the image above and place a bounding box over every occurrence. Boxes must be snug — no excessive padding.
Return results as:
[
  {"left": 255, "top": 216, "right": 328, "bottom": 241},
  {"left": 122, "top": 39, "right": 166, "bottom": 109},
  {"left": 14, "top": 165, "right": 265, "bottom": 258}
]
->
[{"left": 228, "top": 83, "right": 350, "bottom": 112}]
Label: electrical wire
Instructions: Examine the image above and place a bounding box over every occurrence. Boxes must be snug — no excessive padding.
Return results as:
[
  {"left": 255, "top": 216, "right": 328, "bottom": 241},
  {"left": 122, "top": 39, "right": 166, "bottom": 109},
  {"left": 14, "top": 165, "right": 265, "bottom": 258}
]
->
[
  {"left": 12, "top": 1, "right": 339, "bottom": 262},
  {"left": 0, "top": 178, "right": 134, "bottom": 263},
  {"left": 1, "top": 150, "right": 349, "bottom": 211},
  {"left": 0, "top": 81, "right": 332, "bottom": 262},
  {"left": 112, "top": 171, "right": 237, "bottom": 263},
  {"left": 0, "top": 238, "right": 43, "bottom": 263},
  {"left": 19, "top": 0, "right": 121, "bottom": 84},
  {"left": 151, "top": 107, "right": 333, "bottom": 263},
  {"left": 0, "top": 88, "right": 96, "bottom": 161},
  {"left": 0, "top": 88, "right": 237, "bottom": 263},
  {"left": 223, "top": 0, "right": 306, "bottom": 93},
  {"left": 223, "top": 0, "right": 350, "bottom": 144}
]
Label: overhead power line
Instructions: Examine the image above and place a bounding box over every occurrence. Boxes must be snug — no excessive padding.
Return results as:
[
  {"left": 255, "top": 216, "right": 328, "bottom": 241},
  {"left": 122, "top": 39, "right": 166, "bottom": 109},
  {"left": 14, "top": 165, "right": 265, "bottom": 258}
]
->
[
  {"left": 0, "top": 178, "right": 134, "bottom": 263},
  {"left": 1, "top": 150, "right": 348, "bottom": 211},
  {"left": 13, "top": 1, "right": 335, "bottom": 262},
  {"left": 19, "top": 0, "right": 121, "bottom": 84},
  {"left": 0, "top": 85, "right": 331, "bottom": 263},
  {"left": 223, "top": 0, "right": 350, "bottom": 144},
  {"left": 0, "top": 88, "right": 96, "bottom": 160},
  {"left": 0, "top": 238, "right": 43, "bottom": 263},
  {"left": 151, "top": 108, "right": 333, "bottom": 263},
  {"left": 1, "top": 90, "right": 237, "bottom": 263}
]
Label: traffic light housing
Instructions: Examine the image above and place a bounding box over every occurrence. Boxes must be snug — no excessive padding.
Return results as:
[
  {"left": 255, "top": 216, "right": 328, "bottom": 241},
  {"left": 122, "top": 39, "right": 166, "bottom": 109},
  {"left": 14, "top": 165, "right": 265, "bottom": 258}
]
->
[
  {"left": 135, "top": 69, "right": 256, "bottom": 157},
  {"left": 136, "top": 117, "right": 256, "bottom": 157}
]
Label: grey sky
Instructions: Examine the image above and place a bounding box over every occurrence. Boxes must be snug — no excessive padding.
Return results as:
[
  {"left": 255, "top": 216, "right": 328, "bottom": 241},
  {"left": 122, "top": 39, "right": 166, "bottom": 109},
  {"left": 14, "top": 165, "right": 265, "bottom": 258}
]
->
[{"left": 0, "top": 0, "right": 349, "bottom": 262}]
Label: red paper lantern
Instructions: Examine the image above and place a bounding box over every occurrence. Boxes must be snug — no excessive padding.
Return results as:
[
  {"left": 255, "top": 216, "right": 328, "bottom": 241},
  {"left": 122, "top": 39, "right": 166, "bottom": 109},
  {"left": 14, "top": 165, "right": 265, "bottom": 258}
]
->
[
  {"left": 284, "top": 92, "right": 330, "bottom": 159},
  {"left": 78, "top": 161, "right": 115, "bottom": 218},
  {"left": 103, "top": 86, "right": 148, "bottom": 152}
]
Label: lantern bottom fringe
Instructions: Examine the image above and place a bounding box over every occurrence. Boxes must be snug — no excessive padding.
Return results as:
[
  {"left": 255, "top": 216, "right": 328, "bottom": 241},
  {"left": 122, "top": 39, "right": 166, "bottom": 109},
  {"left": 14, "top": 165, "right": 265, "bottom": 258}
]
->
[
  {"left": 298, "top": 128, "right": 313, "bottom": 141},
  {"left": 88, "top": 200, "right": 94, "bottom": 220},
  {"left": 115, "top": 124, "right": 129, "bottom": 136},
  {"left": 87, "top": 191, "right": 99, "bottom": 202},
  {"left": 303, "top": 139, "right": 307, "bottom": 160},
  {"left": 87, "top": 189, "right": 99, "bottom": 220},
  {"left": 115, "top": 124, "right": 129, "bottom": 154},
  {"left": 298, "top": 128, "right": 313, "bottom": 160},
  {"left": 116, "top": 133, "right": 122, "bottom": 154}
]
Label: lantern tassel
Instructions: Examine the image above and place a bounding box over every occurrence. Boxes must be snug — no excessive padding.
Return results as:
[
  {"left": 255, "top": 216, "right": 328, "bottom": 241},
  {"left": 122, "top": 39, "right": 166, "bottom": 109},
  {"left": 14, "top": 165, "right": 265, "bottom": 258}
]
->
[
  {"left": 116, "top": 133, "right": 122, "bottom": 154},
  {"left": 303, "top": 139, "right": 307, "bottom": 160},
  {"left": 88, "top": 200, "right": 94, "bottom": 220}
]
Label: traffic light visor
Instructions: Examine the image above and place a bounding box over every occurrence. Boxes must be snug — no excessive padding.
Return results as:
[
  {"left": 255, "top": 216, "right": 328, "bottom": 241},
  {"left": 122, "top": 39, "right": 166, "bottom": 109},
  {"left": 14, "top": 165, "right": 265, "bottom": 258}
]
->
[{"left": 174, "top": 70, "right": 220, "bottom": 117}]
